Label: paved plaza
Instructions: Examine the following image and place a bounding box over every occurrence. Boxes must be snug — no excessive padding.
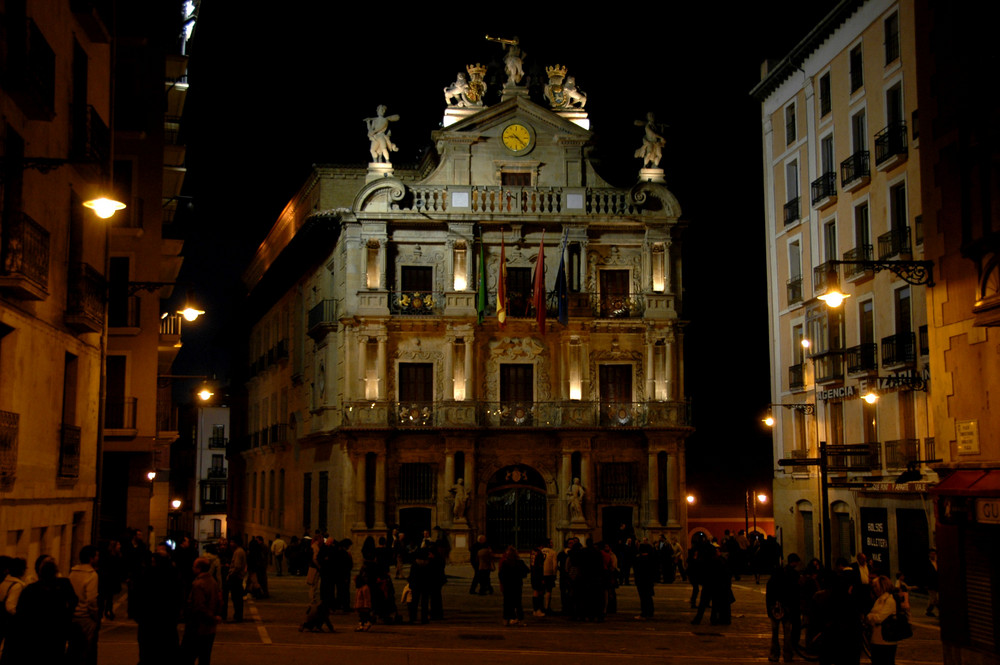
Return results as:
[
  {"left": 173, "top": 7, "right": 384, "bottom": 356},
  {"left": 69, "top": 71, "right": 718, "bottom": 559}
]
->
[{"left": 97, "top": 564, "right": 944, "bottom": 665}]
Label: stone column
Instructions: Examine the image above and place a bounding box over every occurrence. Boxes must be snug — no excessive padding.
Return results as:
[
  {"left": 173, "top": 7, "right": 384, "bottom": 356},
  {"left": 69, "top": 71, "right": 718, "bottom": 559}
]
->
[
  {"left": 558, "top": 451, "right": 572, "bottom": 527},
  {"left": 374, "top": 452, "right": 387, "bottom": 530},
  {"left": 666, "top": 452, "right": 679, "bottom": 526},
  {"left": 444, "top": 333, "right": 455, "bottom": 400},
  {"left": 664, "top": 240, "right": 673, "bottom": 294},
  {"left": 376, "top": 335, "right": 387, "bottom": 400},
  {"left": 358, "top": 335, "right": 369, "bottom": 399},
  {"left": 463, "top": 334, "right": 474, "bottom": 400},
  {"left": 645, "top": 334, "right": 656, "bottom": 401},
  {"left": 646, "top": 450, "right": 660, "bottom": 528},
  {"left": 352, "top": 454, "right": 366, "bottom": 530},
  {"left": 665, "top": 331, "right": 675, "bottom": 401}
]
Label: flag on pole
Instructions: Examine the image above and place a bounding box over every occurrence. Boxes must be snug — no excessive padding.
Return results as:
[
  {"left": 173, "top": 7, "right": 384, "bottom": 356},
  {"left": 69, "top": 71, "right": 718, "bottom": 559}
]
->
[
  {"left": 476, "top": 232, "right": 487, "bottom": 325},
  {"left": 533, "top": 231, "right": 546, "bottom": 331},
  {"left": 497, "top": 231, "right": 507, "bottom": 329},
  {"left": 555, "top": 229, "right": 569, "bottom": 326}
]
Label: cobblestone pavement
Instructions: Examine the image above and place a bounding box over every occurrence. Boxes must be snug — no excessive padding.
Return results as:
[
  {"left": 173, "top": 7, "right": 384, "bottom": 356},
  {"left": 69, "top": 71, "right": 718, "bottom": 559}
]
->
[{"left": 98, "top": 565, "right": 944, "bottom": 664}]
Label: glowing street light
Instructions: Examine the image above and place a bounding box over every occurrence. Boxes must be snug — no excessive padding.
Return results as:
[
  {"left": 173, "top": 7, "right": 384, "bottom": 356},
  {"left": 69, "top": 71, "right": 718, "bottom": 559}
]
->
[{"left": 83, "top": 196, "right": 127, "bottom": 219}]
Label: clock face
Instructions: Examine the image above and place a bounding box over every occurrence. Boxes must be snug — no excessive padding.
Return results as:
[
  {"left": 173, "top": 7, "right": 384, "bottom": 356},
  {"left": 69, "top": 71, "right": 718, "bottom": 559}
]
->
[{"left": 502, "top": 123, "right": 532, "bottom": 153}]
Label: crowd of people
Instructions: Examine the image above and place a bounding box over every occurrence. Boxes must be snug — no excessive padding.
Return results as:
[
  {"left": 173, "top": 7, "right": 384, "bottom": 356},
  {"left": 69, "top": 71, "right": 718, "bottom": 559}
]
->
[{"left": 0, "top": 525, "right": 936, "bottom": 663}]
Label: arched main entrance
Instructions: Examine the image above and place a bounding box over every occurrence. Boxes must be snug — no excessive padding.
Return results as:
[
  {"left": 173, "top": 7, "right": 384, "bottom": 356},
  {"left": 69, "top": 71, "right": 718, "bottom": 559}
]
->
[{"left": 485, "top": 465, "right": 547, "bottom": 550}]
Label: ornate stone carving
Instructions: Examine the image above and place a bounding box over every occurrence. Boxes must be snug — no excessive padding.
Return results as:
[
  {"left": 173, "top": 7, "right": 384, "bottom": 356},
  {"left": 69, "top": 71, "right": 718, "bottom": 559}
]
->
[
  {"left": 486, "top": 35, "right": 525, "bottom": 86},
  {"left": 544, "top": 65, "right": 587, "bottom": 110},
  {"left": 585, "top": 247, "right": 642, "bottom": 294},
  {"left": 390, "top": 341, "right": 444, "bottom": 398},
  {"left": 485, "top": 336, "right": 551, "bottom": 402},
  {"left": 588, "top": 348, "right": 645, "bottom": 401}
]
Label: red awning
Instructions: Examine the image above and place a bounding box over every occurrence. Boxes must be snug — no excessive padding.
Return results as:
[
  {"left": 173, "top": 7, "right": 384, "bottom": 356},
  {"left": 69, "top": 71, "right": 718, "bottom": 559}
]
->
[{"left": 930, "top": 469, "right": 1000, "bottom": 497}]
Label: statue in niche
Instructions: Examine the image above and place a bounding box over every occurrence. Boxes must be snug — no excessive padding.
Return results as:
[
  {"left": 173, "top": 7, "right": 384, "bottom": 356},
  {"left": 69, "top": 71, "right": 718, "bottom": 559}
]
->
[
  {"left": 364, "top": 105, "right": 400, "bottom": 163},
  {"left": 634, "top": 111, "right": 667, "bottom": 168},
  {"left": 486, "top": 35, "right": 526, "bottom": 85},
  {"left": 568, "top": 477, "right": 586, "bottom": 521},
  {"left": 450, "top": 478, "right": 469, "bottom": 521}
]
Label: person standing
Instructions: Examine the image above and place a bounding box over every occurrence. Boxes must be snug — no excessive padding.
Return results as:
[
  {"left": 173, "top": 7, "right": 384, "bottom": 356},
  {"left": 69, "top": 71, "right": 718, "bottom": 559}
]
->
[
  {"left": 67, "top": 545, "right": 101, "bottom": 665},
  {"left": 98, "top": 540, "right": 124, "bottom": 620},
  {"left": 633, "top": 541, "right": 657, "bottom": 620},
  {"left": 5, "top": 556, "right": 77, "bottom": 665},
  {"left": 925, "top": 549, "right": 939, "bottom": 617},
  {"left": 540, "top": 538, "right": 558, "bottom": 615},
  {"left": 866, "top": 575, "right": 899, "bottom": 665},
  {"left": 271, "top": 534, "right": 287, "bottom": 577},
  {"left": 766, "top": 553, "right": 801, "bottom": 663},
  {"left": 182, "top": 557, "right": 221, "bottom": 665},
  {"left": 227, "top": 537, "right": 247, "bottom": 622},
  {"left": 497, "top": 546, "right": 528, "bottom": 626},
  {"left": 474, "top": 540, "right": 494, "bottom": 595},
  {"left": 0, "top": 557, "right": 25, "bottom": 655}
]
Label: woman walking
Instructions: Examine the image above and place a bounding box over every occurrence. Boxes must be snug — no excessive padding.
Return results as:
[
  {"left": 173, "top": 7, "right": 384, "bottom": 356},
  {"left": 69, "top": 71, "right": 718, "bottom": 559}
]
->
[{"left": 497, "top": 546, "right": 528, "bottom": 626}]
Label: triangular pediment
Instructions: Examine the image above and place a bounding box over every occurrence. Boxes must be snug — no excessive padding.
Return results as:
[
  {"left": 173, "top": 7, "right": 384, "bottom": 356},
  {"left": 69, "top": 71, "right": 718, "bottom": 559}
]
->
[{"left": 435, "top": 95, "right": 591, "bottom": 142}]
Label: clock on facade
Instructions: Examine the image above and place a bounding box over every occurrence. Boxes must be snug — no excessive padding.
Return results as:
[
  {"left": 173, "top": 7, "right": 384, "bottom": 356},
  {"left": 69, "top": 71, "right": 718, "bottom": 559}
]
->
[{"left": 501, "top": 122, "right": 534, "bottom": 154}]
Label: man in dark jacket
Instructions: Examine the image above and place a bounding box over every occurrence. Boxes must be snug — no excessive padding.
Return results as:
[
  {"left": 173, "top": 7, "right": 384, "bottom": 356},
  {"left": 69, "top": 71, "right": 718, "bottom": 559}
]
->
[
  {"left": 766, "top": 553, "right": 801, "bottom": 662},
  {"left": 182, "top": 557, "right": 221, "bottom": 665}
]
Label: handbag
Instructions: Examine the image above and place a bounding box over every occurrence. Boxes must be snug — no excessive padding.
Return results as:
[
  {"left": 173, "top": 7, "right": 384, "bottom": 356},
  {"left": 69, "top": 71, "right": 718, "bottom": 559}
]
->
[{"left": 881, "top": 612, "right": 913, "bottom": 641}]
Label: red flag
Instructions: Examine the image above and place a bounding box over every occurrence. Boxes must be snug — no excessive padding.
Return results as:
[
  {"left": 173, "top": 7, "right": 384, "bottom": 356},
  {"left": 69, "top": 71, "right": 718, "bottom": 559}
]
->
[
  {"left": 533, "top": 231, "right": 546, "bottom": 330},
  {"left": 497, "top": 232, "right": 507, "bottom": 329}
]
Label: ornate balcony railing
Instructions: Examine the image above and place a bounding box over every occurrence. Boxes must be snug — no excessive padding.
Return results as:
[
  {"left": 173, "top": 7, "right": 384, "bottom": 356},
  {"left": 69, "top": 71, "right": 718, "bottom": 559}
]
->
[
  {"left": 65, "top": 262, "right": 105, "bottom": 333},
  {"left": 877, "top": 226, "right": 911, "bottom": 259},
  {"left": 789, "top": 363, "right": 805, "bottom": 389},
  {"left": 593, "top": 293, "right": 644, "bottom": 318},
  {"left": 159, "top": 312, "right": 182, "bottom": 338},
  {"left": 1, "top": 211, "right": 50, "bottom": 298},
  {"left": 343, "top": 400, "right": 691, "bottom": 429},
  {"left": 812, "top": 350, "right": 844, "bottom": 383},
  {"left": 58, "top": 424, "right": 81, "bottom": 479},
  {"left": 828, "top": 443, "right": 880, "bottom": 472},
  {"left": 389, "top": 291, "right": 443, "bottom": 316},
  {"left": 842, "top": 245, "right": 874, "bottom": 279},
  {"left": 105, "top": 397, "right": 137, "bottom": 430},
  {"left": 881, "top": 332, "right": 916, "bottom": 366},
  {"left": 844, "top": 343, "right": 878, "bottom": 374},
  {"left": 810, "top": 172, "right": 837, "bottom": 205},
  {"left": 783, "top": 197, "right": 801, "bottom": 225},
  {"left": 408, "top": 186, "right": 640, "bottom": 216},
  {"left": 874, "top": 122, "right": 907, "bottom": 167},
  {"left": 787, "top": 277, "right": 803, "bottom": 306},
  {"left": 884, "top": 438, "right": 920, "bottom": 469},
  {"left": 0, "top": 411, "right": 19, "bottom": 489},
  {"left": 841, "top": 150, "right": 870, "bottom": 188}
]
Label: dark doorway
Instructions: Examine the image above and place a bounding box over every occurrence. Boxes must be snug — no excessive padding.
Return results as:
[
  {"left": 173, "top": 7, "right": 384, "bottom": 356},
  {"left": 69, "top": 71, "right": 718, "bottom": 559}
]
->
[
  {"left": 896, "top": 508, "right": 929, "bottom": 585},
  {"left": 602, "top": 506, "right": 634, "bottom": 544},
  {"left": 485, "top": 465, "right": 547, "bottom": 550},
  {"left": 398, "top": 507, "right": 431, "bottom": 547}
]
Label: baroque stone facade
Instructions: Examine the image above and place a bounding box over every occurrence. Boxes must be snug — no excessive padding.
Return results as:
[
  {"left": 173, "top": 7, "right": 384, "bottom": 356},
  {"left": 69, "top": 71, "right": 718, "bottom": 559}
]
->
[{"left": 237, "top": 90, "right": 691, "bottom": 558}]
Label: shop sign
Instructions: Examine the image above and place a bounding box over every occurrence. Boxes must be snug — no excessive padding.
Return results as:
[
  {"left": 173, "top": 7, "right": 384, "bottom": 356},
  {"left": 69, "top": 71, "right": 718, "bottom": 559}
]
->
[
  {"left": 867, "top": 481, "right": 930, "bottom": 492},
  {"left": 860, "top": 507, "right": 891, "bottom": 574},
  {"left": 957, "top": 420, "right": 980, "bottom": 455},
  {"left": 976, "top": 498, "right": 1000, "bottom": 524},
  {"left": 818, "top": 385, "right": 855, "bottom": 401}
]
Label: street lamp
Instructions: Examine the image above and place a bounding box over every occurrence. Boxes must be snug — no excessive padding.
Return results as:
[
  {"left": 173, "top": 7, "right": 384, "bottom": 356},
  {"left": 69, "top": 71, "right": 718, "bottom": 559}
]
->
[{"left": 171, "top": 498, "right": 182, "bottom": 510}]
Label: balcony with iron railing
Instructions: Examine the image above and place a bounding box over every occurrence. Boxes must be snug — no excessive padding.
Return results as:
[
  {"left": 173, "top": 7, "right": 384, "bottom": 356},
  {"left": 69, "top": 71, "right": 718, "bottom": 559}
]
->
[
  {"left": 842, "top": 245, "right": 874, "bottom": 281},
  {"left": 828, "top": 443, "right": 881, "bottom": 473},
  {"left": 877, "top": 226, "right": 911, "bottom": 259},
  {"left": 58, "top": 424, "right": 81, "bottom": 479},
  {"left": 783, "top": 196, "right": 801, "bottom": 226},
  {"left": 884, "top": 438, "right": 920, "bottom": 470},
  {"left": 65, "top": 262, "right": 105, "bottom": 333},
  {"left": 208, "top": 436, "right": 228, "bottom": 449},
  {"left": 593, "top": 293, "right": 644, "bottom": 319},
  {"left": 0, "top": 410, "right": 18, "bottom": 490},
  {"left": 343, "top": 400, "right": 692, "bottom": 429},
  {"left": 810, "top": 172, "right": 837, "bottom": 209},
  {"left": 881, "top": 332, "right": 916, "bottom": 367},
  {"left": 105, "top": 397, "right": 137, "bottom": 431},
  {"left": 307, "top": 299, "right": 338, "bottom": 340},
  {"left": 812, "top": 350, "right": 844, "bottom": 384},
  {"left": 789, "top": 363, "right": 805, "bottom": 390},
  {"left": 0, "top": 211, "right": 50, "bottom": 300},
  {"left": 6, "top": 18, "right": 56, "bottom": 119},
  {"left": 159, "top": 313, "right": 182, "bottom": 345},
  {"left": 813, "top": 261, "right": 839, "bottom": 295},
  {"left": 841, "top": 150, "right": 870, "bottom": 192},
  {"left": 844, "top": 343, "right": 878, "bottom": 375},
  {"left": 786, "top": 276, "right": 803, "bottom": 306},
  {"left": 924, "top": 437, "right": 936, "bottom": 461},
  {"left": 874, "top": 122, "right": 908, "bottom": 170},
  {"left": 207, "top": 467, "right": 228, "bottom": 479}
]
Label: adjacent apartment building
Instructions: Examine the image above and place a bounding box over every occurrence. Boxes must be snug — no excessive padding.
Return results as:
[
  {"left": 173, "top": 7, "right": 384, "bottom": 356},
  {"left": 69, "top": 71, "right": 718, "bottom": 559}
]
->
[
  {"left": 754, "top": 0, "right": 936, "bottom": 580},
  {"left": 234, "top": 78, "right": 692, "bottom": 558}
]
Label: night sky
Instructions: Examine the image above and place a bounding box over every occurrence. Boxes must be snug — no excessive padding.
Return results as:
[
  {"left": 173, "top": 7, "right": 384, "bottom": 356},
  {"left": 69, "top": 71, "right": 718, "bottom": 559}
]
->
[{"left": 171, "top": 4, "right": 839, "bottom": 503}]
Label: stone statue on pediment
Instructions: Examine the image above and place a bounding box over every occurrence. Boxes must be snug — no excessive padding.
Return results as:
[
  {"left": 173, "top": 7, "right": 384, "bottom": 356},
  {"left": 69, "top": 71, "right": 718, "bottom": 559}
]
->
[
  {"left": 634, "top": 112, "right": 667, "bottom": 168},
  {"left": 486, "top": 35, "right": 525, "bottom": 86},
  {"left": 364, "top": 105, "right": 400, "bottom": 164}
]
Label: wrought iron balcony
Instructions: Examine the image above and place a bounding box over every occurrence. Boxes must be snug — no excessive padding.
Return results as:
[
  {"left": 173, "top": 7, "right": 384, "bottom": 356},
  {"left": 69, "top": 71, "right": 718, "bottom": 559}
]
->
[
  {"left": 844, "top": 343, "right": 878, "bottom": 374},
  {"left": 65, "top": 262, "right": 105, "bottom": 333},
  {"left": 208, "top": 436, "right": 228, "bottom": 449},
  {"left": 813, "top": 261, "right": 840, "bottom": 294},
  {"left": 877, "top": 226, "right": 911, "bottom": 259},
  {"left": 789, "top": 363, "right": 805, "bottom": 389},
  {"left": 884, "top": 438, "right": 920, "bottom": 470},
  {"left": 881, "top": 332, "right": 916, "bottom": 367},
  {"left": 840, "top": 150, "right": 870, "bottom": 190},
  {"left": 827, "top": 443, "right": 880, "bottom": 472},
  {"left": 0, "top": 410, "right": 18, "bottom": 490},
  {"left": 0, "top": 211, "right": 50, "bottom": 300},
  {"left": 783, "top": 196, "right": 801, "bottom": 225},
  {"left": 70, "top": 104, "right": 110, "bottom": 169},
  {"left": 874, "top": 122, "right": 907, "bottom": 168},
  {"left": 593, "top": 293, "right": 644, "bottom": 318},
  {"left": 810, "top": 172, "right": 837, "bottom": 207},
  {"left": 159, "top": 313, "right": 182, "bottom": 345},
  {"left": 786, "top": 277, "right": 803, "bottom": 306},
  {"left": 105, "top": 397, "right": 137, "bottom": 430},
  {"left": 842, "top": 245, "right": 874, "bottom": 280},
  {"left": 6, "top": 18, "right": 56, "bottom": 119},
  {"left": 812, "top": 350, "right": 844, "bottom": 383},
  {"left": 207, "top": 467, "right": 228, "bottom": 479},
  {"left": 390, "top": 291, "right": 442, "bottom": 316},
  {"left": 58, "top": 424, "right": 81, "bottom": 479}
]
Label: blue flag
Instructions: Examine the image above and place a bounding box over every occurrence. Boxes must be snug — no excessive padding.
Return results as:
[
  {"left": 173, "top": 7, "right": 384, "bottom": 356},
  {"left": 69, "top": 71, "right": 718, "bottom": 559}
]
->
[{"left": 555, "top": 230, "right": 569, "bottom": 325}]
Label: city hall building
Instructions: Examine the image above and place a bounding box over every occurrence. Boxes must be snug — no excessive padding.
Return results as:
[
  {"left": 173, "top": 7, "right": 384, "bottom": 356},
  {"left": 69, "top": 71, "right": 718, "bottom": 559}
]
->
[{"left": 233, "top": 69, "right": 691, "bottom": 558}]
